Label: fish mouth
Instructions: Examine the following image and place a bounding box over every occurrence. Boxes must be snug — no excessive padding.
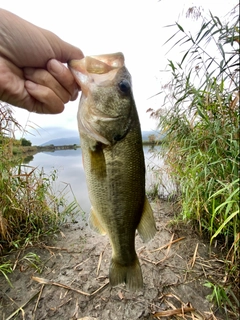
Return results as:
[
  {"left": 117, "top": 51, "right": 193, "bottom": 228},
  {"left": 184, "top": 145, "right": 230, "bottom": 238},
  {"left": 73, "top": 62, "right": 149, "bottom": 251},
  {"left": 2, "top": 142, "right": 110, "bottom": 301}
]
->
[
  {"left": 68, "top": 52, "right": 125, "bottom": 93},
  {"left": 68, "top": 52, "right": 124, "bottom": 74}
]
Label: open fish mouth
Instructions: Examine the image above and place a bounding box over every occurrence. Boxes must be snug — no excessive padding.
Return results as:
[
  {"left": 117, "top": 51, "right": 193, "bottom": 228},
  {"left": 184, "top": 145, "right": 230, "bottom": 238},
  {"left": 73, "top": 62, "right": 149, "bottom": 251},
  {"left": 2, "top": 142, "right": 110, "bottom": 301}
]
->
[
  {"left": 69, "top": 52, "right": 125, "bottom": 74},
  {"left": 68, "top": 53, "right": 126, "bottom": 94}
]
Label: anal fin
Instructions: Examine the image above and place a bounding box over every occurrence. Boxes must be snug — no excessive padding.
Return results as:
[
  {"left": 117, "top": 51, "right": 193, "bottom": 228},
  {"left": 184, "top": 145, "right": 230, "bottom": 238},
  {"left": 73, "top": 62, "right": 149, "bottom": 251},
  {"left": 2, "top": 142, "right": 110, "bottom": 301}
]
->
[
  {"left": 137, "top": 196, "right": 157, "bottom": 242},
  {"left": 89, "top": 206, "right": 106, "bottom": 235}
]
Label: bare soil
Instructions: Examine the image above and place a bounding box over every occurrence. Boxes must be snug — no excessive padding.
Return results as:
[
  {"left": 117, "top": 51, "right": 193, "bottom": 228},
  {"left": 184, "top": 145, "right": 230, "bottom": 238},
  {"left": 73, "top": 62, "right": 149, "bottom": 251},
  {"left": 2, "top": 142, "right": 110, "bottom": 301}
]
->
[{"left": 0, "top": 200, "right": 235, "bottom": 320}]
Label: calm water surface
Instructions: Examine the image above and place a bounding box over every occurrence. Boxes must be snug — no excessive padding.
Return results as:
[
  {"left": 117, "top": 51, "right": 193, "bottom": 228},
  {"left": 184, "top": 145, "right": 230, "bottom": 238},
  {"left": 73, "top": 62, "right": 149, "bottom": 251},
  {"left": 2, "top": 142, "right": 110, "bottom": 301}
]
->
[{"left": 23, "top": 146, "right": 167, "bottom": 214}]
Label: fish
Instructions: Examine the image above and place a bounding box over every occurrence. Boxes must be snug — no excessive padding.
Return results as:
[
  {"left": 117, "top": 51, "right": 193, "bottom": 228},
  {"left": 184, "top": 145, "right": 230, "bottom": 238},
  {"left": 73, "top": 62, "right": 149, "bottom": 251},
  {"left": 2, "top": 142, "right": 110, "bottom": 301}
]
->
[{"left": 68, "top": 52, "right": 156, "bottom": 291}]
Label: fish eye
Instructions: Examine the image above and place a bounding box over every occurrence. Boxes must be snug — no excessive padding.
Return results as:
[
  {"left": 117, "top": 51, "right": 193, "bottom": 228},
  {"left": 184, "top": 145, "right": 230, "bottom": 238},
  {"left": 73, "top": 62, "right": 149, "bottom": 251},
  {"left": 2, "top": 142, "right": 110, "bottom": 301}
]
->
[{"left": 118, "top": 79, "right": 131, "bottom": 94}]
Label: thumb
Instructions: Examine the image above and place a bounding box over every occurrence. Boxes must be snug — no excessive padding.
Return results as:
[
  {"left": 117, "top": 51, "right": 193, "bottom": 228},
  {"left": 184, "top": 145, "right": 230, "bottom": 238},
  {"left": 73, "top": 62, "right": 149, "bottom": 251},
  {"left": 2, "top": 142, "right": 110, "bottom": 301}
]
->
[{"left": 41, "top": 29, "right": 84, "bottom": 63}]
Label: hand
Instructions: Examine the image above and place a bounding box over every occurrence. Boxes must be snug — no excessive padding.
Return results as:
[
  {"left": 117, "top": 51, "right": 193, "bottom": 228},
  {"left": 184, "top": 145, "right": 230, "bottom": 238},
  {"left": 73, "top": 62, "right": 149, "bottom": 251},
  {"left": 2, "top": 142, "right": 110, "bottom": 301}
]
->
[{"left": 0, "top": 9, "right": 84, "bottom": 114}]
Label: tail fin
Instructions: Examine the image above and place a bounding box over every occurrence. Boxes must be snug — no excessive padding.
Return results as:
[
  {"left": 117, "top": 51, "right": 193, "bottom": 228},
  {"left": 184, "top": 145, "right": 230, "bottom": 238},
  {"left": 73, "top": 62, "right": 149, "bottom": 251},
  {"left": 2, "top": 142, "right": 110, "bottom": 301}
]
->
[{"left": 109, "top": 257, "right": 143, "bottom": 291}]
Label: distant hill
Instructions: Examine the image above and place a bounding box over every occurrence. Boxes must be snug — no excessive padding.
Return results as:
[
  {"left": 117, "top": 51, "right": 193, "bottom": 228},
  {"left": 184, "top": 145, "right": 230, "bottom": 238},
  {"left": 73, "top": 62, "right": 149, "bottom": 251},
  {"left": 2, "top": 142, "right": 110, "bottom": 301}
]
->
[
  {"left": 41, "top": 136, "right": 80, "bottom": 146},
  {"left": 41, "top": 131, "right": 160, "bottom": 146}
]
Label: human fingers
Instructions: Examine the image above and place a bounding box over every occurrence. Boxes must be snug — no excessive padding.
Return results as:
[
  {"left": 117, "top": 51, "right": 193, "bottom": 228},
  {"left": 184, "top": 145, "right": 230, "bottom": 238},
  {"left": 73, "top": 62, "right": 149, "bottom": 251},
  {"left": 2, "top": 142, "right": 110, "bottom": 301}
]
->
[
  {"left": 0, "top": 56, "right": 26, "bottom": 106},
  {"left": 47, "top": 59, "right": 79, "bottom": 101},
  {"left": 24, "top": 66, "right": 72, "bottom": 103},
  {"left": 0, "top": 56, "right": 62, "bottom": 114},
  {"left": 24, "top": 80, "right": 65, "bottom": 114}
]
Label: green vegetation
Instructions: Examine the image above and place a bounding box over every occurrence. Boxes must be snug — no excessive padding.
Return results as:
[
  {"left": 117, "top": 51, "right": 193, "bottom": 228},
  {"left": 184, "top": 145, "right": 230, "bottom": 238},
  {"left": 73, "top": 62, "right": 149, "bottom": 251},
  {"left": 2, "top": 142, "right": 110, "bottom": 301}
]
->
[
  {"left": 19, "top": 252, "right": 44, "bottom": 273},
  {"left": 204, "top": 281, "right": 239, "bottom": 314},
  {"left": 20, "top": 137, "right": 32, "bottom": 146},
  {"left": 0, "top": 261, "right": 13, "bottom": 287},
  {"left": 0, "top": 103, "right": 82, "bottom": 281},
  {"left": 149, "top": 4, "right": 239, "bottom": 314}
]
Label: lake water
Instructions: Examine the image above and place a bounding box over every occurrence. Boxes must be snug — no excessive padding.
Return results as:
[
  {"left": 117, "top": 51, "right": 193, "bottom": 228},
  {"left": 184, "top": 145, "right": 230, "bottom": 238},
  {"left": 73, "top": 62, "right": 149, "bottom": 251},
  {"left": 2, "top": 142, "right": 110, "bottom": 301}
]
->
[{"left": 23, "top": 146, "right": 173, "bottom": 214}]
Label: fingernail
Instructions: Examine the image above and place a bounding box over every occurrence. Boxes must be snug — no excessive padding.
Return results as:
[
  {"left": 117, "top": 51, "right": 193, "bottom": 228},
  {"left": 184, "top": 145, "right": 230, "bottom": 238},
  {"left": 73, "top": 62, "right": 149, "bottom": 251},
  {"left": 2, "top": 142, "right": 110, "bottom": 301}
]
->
[
  {"left": 48, "top": 59, "right": 64, "bottom": 74},
  {"left": 71, "top": 87, "right": 79, "bottom": 101},
  {"left": 25, "top": 80, "right": 37, "bottom": 90}
]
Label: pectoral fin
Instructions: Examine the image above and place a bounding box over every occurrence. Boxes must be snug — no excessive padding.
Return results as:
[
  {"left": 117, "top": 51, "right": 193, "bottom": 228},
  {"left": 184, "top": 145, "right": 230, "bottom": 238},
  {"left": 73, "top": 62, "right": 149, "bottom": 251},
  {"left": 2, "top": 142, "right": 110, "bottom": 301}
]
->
[
  {"left": 89, "top": 206, "right": 106, "bottom": 235},
  {"left": 137, "top": 196, "right": 157, "bottom": 242},
  {"left": 89, "top": 144, "right": 106, "bottom": 179}
]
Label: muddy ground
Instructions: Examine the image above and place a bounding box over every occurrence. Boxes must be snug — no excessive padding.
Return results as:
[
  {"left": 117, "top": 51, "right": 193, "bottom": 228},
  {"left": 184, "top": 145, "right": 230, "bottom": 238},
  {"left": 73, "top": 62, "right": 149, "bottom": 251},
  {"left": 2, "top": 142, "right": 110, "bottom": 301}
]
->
[{"left": 0, "top": 200, "right": 236, "bottom": 320}]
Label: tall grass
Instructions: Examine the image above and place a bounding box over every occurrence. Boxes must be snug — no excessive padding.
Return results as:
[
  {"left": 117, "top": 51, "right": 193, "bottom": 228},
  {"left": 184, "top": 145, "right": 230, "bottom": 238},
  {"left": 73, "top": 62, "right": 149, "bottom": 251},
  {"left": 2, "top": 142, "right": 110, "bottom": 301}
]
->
[
  {"left": 0, "top": 103, "right": 82, "bottom": 252},
  {"left": 149, "top": 3, "right": 239, "bottom": 296}
]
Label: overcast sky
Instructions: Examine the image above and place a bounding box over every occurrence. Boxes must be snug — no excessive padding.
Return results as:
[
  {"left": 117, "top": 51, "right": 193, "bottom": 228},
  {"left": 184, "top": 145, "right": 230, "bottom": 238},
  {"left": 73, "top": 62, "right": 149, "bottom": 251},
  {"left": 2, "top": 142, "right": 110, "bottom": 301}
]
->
[{"left": 1, "top": 0, "right": 236, "bottom": 144}]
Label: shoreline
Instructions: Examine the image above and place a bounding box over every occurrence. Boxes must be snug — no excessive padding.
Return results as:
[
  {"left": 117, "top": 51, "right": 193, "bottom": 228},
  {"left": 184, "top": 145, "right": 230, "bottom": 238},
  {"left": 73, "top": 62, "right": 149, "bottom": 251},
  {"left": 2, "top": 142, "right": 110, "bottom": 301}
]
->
[{"left": 13, "top": 141, "right": 161, "bottom": 159}]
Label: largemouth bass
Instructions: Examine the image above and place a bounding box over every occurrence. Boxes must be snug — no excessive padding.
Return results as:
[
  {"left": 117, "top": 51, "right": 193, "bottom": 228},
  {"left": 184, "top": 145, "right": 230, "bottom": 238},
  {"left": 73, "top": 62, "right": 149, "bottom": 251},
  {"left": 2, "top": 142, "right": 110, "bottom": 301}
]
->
[{"left": 68, "top": 52, "right": 156, "bottom": 291}]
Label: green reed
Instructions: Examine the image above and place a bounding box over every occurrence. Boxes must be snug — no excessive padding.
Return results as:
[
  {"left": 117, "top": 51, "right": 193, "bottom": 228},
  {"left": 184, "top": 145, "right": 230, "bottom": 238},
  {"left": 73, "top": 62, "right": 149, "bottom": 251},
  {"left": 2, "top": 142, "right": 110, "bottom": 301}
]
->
[
  {"left": 0, "top": 103, "right": 82, "bottom": 252},
  {"left": 149, "top": 4, "right": 239, "bottom": 313}
]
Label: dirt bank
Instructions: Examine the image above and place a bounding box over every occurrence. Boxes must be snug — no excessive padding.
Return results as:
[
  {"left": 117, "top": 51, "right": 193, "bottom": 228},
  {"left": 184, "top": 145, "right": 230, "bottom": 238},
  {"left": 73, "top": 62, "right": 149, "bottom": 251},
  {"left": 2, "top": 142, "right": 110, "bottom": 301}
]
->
[{"left": 0, "top": 200, "right": 233, "bottom": 319}]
